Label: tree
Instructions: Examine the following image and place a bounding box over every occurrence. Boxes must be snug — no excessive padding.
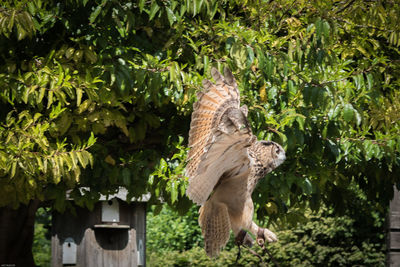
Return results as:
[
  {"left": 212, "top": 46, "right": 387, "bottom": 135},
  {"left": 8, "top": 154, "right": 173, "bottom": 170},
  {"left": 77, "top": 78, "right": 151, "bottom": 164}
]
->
[{"left": 0, "top": 0, "right": 399, "bottom": 265}]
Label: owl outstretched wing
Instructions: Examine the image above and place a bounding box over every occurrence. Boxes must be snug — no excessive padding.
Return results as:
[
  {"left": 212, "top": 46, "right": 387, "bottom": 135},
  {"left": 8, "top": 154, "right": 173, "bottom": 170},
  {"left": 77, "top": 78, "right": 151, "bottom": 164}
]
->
[{"left": 186, "top": 67, "right": 254, "bottom": 205}]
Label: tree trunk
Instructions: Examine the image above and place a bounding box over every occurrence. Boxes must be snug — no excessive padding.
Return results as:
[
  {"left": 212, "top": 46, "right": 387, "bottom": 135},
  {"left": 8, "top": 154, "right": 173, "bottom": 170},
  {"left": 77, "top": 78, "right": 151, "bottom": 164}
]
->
[{"left": 0, "top": 200, "right": 40, "bottom": 267}]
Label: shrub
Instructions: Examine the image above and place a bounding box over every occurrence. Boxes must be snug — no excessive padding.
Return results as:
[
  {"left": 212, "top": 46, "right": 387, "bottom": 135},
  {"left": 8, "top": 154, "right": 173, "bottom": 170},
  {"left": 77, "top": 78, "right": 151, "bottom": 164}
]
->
[
  {"left": 147, "top": 207, "right": 385, "bottom": 266},
  {"left": 147, "top": 205, "right": 203, "bottom": 252}
]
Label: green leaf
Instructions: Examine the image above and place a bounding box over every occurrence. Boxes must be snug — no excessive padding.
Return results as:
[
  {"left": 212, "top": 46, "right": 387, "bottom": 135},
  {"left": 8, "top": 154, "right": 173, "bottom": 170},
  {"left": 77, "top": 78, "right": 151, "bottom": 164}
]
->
[
  {"left": 65, "top": 48, "right": 75, "bottom": 59},
  {"left": 165, "top": 7, "right": 177, "bottom": 26},
  {"left": 315, "top": 18, "right": 322, "bottom": 40},
  {"left": 87, "top": 132, "right": 96, "bottom": 146},
  {"left": 73, "top": 50, "right": 83, "bottom": 63},
  {"left": 84, "top": 151, "right": 94, "bottom": 167},
  {"left": 47, "top": 91, "right": 53, "bottom": 109},
  {"left": 22, "top": 87, "right": 31, "bottom": 104},
  {"left": 170, "top": 181, "right": 178, "bottom": 203},
  {"left": 85, "top": 49, "right": 97, "bottom": 63},
  {"left": 295, "top": 116, "right": 305, "bottom": 131},
  {"left": 354, "top": 109, "right": 362, "bottom": 126},
  {"left": 70, "top": 151, "right": 78, "bottom": 169},
  {"left": 17, "top": 24, "right": 27, "bottom": 40},
  {"left": 89, "top": 5, "right": 102, "bottom": 24},
  {"left": 8, "top": 10, "right": 16, "bottom": 32},
  {"left": 288, "top": 80, "right": 296, "bottom": 97},
  {"left": 63, "top": 154, "right": 73, "bottom": 170},
  {"left": 353, "top": 74, "right": 364, "bottom": 90},
  {"left": 363, "top": 140, "right": 373, "bottom": 161},
  {"left": 149, "top": 2, "right": 160, "bottom": 20},
  {"left": 76, "top": 151, "right": 87, "bottom": 168},
  {"left": 302, "top": 178, "right": 312, "bottom": 195},
  {"left": 27, "top": 2, "right": 36, "bottom": 14},
  {"left": 37, "top": 87, "right": 46, "bottom": 103},
  {"left": 343, "top": 103, "right": 354, "bottom": 122},
  {"left": 367, "top": 73, "right": 374, "bottom": 90},
  {"left": 77, "top": 99, "right": 91, "bottom": 114},
  {"left": 10, "top": 161, "right": 17, "bottom": 178},
  {"left": 327, "top": 139, "right": 340, "bottom": 159},
  {"left": 230, "top": 42, "right": 247, "bottom": 69},
  {"left": 122, "top": 168, "right": 131, "bottom": 186},
  {"left": 159, "top": 158, "right": 167, "bottom": 172},
  {"left": 139, "top": 0, "right": 145, "bottom": 13},
  {"left": 246, "top": 46, "right": 254, "bottom": 67},
  {"left": 203, "top": 55, "right": 209, "bottom": 72},
  {"left": 76, "top": 88, "right": 82, "bottom": 106},
  {"left": 322, "top": 20, "right": 330, "bottom": 39}
]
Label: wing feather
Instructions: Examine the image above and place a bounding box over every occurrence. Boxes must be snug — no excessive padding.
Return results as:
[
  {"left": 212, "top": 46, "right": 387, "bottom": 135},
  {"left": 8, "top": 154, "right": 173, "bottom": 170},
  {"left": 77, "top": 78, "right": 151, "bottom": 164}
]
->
[
  {"left": 186, "top": 67, "right": 253, "bottom": 204},
  {"left": 186, "top": 131, "right": 252, "bottom": 205},
  {"left": 186, "top": 67, "right": 242, "bottom": 178}
]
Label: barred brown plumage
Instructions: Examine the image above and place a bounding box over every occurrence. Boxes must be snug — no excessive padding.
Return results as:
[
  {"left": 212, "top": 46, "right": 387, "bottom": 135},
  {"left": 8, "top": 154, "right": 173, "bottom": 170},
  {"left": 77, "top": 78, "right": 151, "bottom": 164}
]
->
[{"left": 186, "top": 67, "right": 286, "bottom": 257}]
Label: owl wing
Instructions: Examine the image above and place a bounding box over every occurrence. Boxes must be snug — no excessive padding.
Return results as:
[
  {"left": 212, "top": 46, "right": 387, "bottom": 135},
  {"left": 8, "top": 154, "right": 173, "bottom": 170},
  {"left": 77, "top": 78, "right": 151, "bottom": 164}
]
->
[{"left": 186, "top": 67, "right": 254, "bottom": 205}]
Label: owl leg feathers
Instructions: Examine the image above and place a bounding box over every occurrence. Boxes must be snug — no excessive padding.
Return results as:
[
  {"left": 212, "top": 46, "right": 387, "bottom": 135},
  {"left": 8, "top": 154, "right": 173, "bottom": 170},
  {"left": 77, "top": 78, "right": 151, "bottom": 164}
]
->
[{"left": 198, "top": 200, "right": 231, "bottom": 258}]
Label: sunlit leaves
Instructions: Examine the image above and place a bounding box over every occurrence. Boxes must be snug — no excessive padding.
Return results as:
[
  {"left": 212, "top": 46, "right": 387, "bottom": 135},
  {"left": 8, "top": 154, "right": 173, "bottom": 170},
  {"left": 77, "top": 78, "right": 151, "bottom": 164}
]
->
[
  {"left": 0, "top": 106, "right": 96, "bottom": 207},
  {"left": 0, "top": 0, "right": 399, "bottom": 220},
  {"left": 150, "top": 137, "right": 188, "bottom": 206},
  {"left": 0, "top": 8, "right": 35, "bottom": 40}
]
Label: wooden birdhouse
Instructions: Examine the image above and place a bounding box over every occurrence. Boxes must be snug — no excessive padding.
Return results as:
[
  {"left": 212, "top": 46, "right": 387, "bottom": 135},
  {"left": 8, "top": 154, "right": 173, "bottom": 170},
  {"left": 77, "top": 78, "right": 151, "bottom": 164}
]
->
[{"left": 51, "top": 188, "right": 149, "bottom": 267}]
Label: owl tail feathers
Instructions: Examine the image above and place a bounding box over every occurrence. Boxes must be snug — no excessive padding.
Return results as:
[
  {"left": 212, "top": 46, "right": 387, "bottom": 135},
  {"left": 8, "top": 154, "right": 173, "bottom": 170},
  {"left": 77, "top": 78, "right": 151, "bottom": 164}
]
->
[{"left": 199, "top": 200, "right": 231, "bottom": 258}]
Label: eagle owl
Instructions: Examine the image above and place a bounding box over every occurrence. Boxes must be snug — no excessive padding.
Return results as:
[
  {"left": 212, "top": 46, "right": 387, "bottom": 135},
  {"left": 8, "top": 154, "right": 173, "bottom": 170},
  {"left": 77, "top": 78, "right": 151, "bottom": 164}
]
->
[{"left": 186, "top": 67, "right": 286, "bottom": 257}]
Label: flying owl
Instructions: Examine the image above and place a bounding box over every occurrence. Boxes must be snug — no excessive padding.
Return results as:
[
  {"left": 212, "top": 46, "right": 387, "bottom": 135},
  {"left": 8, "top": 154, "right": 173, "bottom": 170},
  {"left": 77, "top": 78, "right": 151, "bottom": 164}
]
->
[{"left": 186, "top": 67, "right": 286, "bottom": 258}]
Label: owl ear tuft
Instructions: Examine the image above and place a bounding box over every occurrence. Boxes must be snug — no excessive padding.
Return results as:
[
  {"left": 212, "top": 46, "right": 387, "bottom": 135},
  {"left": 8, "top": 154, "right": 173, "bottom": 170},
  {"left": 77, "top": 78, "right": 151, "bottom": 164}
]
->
[
  {"left": 211, "top": 67, "right": 224, "bottom": 84},
  {"left": 223, "top": 67, "right": 236, "bottom": 86}
]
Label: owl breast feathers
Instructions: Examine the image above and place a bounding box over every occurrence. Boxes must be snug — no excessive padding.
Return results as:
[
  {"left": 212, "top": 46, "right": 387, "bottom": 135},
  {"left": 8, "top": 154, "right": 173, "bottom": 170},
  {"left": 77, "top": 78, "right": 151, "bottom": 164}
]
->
[{"left": 185, "top": 67, "right": 286, "bottom": 257}]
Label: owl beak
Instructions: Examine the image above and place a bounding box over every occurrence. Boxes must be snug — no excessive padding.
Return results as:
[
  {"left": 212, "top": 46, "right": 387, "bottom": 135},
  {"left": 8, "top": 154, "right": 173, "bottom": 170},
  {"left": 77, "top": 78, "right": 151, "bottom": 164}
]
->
[
  {"left": 276, "top": 145, "right": 286, "bottom": 167},
  {"left": 278, "top": 152, "right": 286, "bottom": 164}
]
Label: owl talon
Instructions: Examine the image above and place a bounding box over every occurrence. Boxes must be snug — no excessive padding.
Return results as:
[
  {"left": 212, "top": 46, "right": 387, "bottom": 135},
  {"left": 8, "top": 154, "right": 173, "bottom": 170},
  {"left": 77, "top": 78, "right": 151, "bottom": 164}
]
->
[
  {"left": 256, "top": 227, "right": 278, "bottom": 247},
  {"left": 264, "top": 228, "right": 278, "bottom": 243}
]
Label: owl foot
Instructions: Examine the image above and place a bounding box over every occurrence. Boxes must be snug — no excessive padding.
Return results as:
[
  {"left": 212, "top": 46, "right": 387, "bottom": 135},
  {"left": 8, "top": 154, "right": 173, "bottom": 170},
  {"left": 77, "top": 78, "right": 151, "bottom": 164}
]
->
[
  {"left": 235, "top": 229, "right": 254, "bottom": 247},
  {"left": 256, "top": 227, "right": 277, "bottom": 246},
  {"left": 235, "top": 230, "right": 261, "bottom": 263}
]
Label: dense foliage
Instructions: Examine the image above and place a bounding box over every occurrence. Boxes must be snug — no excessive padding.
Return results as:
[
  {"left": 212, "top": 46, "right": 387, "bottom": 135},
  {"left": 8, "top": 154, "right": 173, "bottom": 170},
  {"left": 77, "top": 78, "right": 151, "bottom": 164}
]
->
[{"left": 1, "top": 0, "right": 399, "bottom": 224}]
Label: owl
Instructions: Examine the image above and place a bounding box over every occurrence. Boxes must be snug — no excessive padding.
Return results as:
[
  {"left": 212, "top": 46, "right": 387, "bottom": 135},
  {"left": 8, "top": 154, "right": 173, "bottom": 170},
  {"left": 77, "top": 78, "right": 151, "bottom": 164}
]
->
[{"left": 186, "top": 67, "right": 286, "bottom": 257}]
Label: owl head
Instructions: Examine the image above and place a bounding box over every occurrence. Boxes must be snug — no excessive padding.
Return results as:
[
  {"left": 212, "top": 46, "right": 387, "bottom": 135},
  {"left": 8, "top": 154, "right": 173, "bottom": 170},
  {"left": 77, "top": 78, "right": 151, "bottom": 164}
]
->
[{"left": 250, "top": 140, "right": 286, "bottom": 176}]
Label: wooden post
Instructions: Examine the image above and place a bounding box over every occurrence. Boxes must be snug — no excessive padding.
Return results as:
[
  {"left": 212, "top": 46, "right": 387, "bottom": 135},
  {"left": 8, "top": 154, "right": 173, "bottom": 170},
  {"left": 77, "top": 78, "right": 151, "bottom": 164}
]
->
[{"left": 388, "top": 187, "right": 400, "bottom": 266}]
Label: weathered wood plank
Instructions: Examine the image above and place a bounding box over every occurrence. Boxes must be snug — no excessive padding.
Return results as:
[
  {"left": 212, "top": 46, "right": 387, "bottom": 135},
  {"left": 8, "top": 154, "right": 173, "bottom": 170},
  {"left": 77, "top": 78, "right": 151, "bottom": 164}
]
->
[
  {"left": 133, "top": 203, "right": 146, "bottom": 266},
  {"left": 390, "top": 214, "right": 400, "bottom": 230},
  {"left": 390, "top": 232, "right": 400, "bottom": 250},
  {"left": 388, "top": 252, "right": 400, "bottom": 267},
  {"left": 390, "top": 188, "right": 400, "bottom": 217}
]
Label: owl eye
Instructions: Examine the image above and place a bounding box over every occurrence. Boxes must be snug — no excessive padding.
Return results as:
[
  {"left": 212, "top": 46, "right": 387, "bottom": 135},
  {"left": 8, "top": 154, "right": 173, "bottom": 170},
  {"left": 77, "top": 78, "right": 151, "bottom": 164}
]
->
[{"left": 261, "top": 141, "right": 273, "bottom": 146}]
